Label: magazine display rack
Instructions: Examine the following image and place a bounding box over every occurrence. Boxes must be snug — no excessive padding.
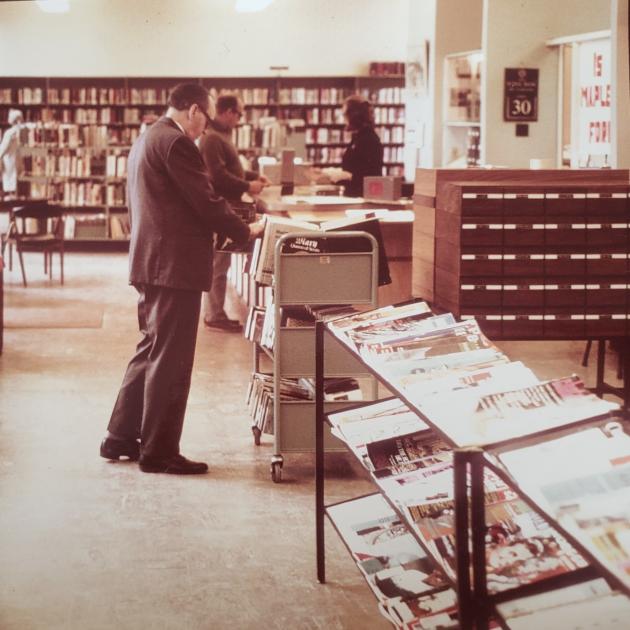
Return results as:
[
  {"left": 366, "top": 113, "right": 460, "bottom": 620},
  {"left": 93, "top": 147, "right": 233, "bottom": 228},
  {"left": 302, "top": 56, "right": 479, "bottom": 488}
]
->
[
  {"left": 266, "top": 231, "right": 379, "bottom": 482},
  {"left": 313, "top": 301, "right": 630, "bottom": 628}
]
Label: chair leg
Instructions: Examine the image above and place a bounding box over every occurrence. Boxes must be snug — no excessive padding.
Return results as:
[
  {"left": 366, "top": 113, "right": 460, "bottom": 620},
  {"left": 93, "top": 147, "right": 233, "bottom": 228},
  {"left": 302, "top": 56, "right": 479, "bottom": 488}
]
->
[
  {"left": 8, "top": 242, "right": 12, "bottom": 271},
  {"left": 60, "top": 249, "right": 64, "bottom": 285},
  {"left": 581, "top": 340, "right": 592, "bottom": 367},
  {"left": 44, "top": 251, "right": 48, "bottom": 276},
  {"left": 16, "top": 248, "right": 27, "bottom": 287}
]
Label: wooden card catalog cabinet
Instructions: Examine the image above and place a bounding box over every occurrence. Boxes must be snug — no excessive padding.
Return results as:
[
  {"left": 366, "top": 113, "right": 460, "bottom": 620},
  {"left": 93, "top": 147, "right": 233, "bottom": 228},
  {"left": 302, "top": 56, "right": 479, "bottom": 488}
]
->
[{"left": 412, "top": 169, "right": 630, "bottom": 340}]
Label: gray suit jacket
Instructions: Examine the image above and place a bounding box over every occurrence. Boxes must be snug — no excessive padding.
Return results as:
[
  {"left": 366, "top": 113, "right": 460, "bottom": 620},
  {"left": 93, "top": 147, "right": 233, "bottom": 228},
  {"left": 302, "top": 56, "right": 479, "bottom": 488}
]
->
[{"left": 127, "top": 116, "right": 249, "bottom": 291}]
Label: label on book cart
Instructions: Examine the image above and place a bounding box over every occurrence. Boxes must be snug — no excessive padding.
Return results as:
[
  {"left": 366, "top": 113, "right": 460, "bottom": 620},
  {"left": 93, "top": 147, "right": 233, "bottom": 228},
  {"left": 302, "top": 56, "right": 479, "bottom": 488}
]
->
[{"left": 319, "top": 256, "right": 331, "bottom": 264}]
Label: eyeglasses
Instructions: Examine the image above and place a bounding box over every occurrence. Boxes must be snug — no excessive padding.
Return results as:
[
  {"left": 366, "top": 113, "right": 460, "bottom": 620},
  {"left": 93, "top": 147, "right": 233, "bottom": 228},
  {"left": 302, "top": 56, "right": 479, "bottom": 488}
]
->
[
  {"left": 232, "top": 109, "right": 244, "bottom": 120},
  {"left": 197, "top": 107, "right": 212, "bottom": 129}
]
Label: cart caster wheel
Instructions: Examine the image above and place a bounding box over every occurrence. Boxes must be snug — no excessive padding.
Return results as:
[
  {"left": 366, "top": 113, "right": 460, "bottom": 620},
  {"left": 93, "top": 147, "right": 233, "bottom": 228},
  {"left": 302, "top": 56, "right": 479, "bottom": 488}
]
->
[
  {"left": 271, "top": 460, "right": 283, "bottom": 483},
  {"left": 252, "top": 426, "right": 262, "bottom": 446}
]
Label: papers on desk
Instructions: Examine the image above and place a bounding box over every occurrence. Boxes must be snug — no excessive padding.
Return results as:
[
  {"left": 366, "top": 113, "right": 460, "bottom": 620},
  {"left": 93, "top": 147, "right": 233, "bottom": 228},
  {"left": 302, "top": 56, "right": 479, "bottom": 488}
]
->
[{"left": 345, "top": 208, "right": 414, "bottom": 222}]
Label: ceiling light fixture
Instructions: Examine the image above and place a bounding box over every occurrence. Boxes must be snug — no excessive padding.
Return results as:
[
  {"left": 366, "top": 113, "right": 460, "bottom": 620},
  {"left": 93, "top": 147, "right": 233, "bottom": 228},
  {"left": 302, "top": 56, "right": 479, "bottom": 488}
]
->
[
  {"left": 35, "top": 0, "right": 70, "bottom": 13},
  {"left": 235, "top": 0, "right": 275, "bottom": 13}
]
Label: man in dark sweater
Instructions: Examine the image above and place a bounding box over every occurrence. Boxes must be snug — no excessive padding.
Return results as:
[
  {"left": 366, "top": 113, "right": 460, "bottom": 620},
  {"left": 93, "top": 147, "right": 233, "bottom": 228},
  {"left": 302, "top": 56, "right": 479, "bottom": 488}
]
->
[{"left": 198, "top": 93, "right": 269, "bottom": 331}]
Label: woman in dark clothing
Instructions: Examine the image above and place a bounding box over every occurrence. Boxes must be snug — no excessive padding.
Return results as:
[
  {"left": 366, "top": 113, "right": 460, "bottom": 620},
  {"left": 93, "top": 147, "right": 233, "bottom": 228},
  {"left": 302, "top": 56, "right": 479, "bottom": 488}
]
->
[{"left": 340, "top": 95, "right": 384, "bottom": 197}]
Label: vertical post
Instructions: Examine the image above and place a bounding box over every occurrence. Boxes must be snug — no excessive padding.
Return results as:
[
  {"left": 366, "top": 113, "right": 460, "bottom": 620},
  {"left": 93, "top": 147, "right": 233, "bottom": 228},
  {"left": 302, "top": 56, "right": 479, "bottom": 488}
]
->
[
  {"left": 453, "top": 450, "right": 473, "bottom": 629},
  {"left": 622, "top": 337, "right": 630, "bottom": 411},
  {"left": 596, "top": 339, "right": 606, "bottom": 397},
  {"left": 470, "top": 449, "right": 488, "bottom": 630},
  {"left": 315, "top": 320, "right": 326, "bottom": 583}
]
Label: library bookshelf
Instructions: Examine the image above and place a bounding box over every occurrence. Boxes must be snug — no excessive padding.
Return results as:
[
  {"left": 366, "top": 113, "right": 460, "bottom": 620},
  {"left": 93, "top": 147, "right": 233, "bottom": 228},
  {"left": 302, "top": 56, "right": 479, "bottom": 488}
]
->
[{"left": 0, "top": 75, "right": 405, "bottom": 246}]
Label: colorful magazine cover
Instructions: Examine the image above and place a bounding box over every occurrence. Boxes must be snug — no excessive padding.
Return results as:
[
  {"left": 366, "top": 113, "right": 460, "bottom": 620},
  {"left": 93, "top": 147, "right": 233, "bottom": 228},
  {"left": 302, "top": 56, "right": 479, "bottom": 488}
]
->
[{"left": 420, "top": 374, "right": 619, "bottom": 448}]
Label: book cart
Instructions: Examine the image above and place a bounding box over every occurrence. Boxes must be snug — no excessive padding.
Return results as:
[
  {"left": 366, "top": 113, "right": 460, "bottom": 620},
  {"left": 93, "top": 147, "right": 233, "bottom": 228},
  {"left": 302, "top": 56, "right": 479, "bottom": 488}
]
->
[
  {"left": 314, "top": 302, "right": 630, "bottom": 629},
  {"left": 262, "top": 231, "right": 380, "bottom": 482}
]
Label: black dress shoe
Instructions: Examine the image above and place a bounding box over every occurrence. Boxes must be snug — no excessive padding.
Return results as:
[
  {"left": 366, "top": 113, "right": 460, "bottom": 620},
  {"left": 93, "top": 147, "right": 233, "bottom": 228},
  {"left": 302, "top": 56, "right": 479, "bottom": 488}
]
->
[
  {"left": 203, "top": 317, "right": 243, "bottom": 333},
  {"left": 100, "top": 436, "right": 140, "bottom": 461},
  {"left": 139, "top": 454, "right": 209, "bottom": 475}
]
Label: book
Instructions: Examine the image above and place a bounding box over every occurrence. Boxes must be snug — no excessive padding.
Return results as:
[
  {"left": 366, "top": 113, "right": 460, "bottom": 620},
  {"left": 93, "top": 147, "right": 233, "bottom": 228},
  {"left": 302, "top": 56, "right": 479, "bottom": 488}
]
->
[
  {"left": 254, "top": 215, "right": 319, "bottom": 285},
  {"left": 419, "top": 374, "right": 619, "bottom": 448}
]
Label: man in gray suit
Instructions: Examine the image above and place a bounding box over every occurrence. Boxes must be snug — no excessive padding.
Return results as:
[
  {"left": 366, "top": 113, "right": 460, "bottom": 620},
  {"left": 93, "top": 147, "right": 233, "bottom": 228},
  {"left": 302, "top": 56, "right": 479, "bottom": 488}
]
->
[{"left": 100, "top": 83, "right": 263, "bottom": 474}]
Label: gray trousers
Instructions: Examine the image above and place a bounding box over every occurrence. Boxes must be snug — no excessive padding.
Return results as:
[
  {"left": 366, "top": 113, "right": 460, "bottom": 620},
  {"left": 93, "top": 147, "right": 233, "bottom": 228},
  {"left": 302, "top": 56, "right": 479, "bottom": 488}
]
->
[{"left": 203, "top": 250, "right": 231, "bottom": 321}]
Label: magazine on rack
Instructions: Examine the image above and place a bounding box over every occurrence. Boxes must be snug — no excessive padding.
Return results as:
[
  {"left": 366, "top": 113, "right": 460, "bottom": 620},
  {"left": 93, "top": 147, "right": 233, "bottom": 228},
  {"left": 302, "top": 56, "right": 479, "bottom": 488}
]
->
[
  {"left": 365, "top": 431, "right": 452, "bottom": 478},
  {"left": 495, "top": 578, "right": 612, "bottom": 623},
  {"left": 327, "top": 398, "right": 431, "bottom": 462},
  {"left": 388, "top": 588, "right": 458, "bottom": 629},
  {"left": 364, "top": 319, "right": 495, "bottom": 365},
  {"left": 353, "top": 313, "right": 457, "bottom": 357},
  {"left": 498, "top": 590, "right": 630, "bottom": 630},
  {"left": 326, "top": 494, "right": 448, "bottom": 606},
  {"left": 419, "top": 374, "right": 619, "bottom": 448},
  {"left": 398, "top": 360, "right": 539, "bottom": 411},
  {"left": 498, "top": 421, "right": 630, "bottom": 513},
  {"left": 327, "top": 300, "right": 432, "bottom": 336},
  {"left": 398, "top": 464, "right": 587, "bottom": 591}
]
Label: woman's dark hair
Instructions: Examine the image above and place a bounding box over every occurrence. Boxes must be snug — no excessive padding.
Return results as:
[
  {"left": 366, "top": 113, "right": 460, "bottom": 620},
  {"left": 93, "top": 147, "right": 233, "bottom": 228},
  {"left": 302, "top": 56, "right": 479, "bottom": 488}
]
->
[
  {"left": 216, "top": 93, "right": 240, "bottom": 114},
  {"left": 344, "top": 95, "right": 374, "bottom": 131},
  {"left": 167, "top": 83, "right": 209, "bottom": 112}
]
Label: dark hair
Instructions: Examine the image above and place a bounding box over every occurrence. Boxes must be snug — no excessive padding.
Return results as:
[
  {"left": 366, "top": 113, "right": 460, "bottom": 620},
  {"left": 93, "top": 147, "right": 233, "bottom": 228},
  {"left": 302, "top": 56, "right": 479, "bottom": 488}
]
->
[
  {"left": 216, "top": 93, "right": 240, "bottom": 114},
  {"left": 167, "top": 83, "right": 209, "bottom": 111},
  {"left": 344, "top": 95, "right": 374, "bottom": 131}
]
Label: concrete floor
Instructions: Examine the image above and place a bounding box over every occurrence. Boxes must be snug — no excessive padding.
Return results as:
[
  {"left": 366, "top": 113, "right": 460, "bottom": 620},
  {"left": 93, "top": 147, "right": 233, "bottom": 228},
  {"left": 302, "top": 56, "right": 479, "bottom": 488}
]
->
[{"left": 0, "top": 252, "right": 624, "bottom": 630}]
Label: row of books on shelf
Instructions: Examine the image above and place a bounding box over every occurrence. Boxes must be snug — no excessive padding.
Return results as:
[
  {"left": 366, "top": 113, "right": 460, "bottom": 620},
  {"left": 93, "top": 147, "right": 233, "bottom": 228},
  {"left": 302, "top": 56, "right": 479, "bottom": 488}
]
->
[
  {"left": 277, "top": 87, "right": 351, "bottom": 105},
  {"left": 17, "top": 181, "right": 126, "bottom": 208},
  {"left": 61, "top": 214, "right": 130, "bottom": 240},
  {"left": 12, "top": 121, "right": 138, "bottom": 148},
  {"left": 27, "top": 107, "right": 164, "bottom": 126},
  {"left": 17, "top": 122, "right": 110, "bottom": 148},
  {"left": 231, "top": 122, "right": 284, "bottom": 151},
  {"left": 373, "top": 106, "right": 405, "bottom": 125},
  {"left": 0, "top": 86, "right": 169, "bottom": 106},
  {"left": 20, "top": 150, "right": 128, "bottom": 179},
  {"left": 318, "top": 299, "right": 629, "bottom": 620},
  {"left": 304, "top": 124, "right": 404, "bottom": 146}
]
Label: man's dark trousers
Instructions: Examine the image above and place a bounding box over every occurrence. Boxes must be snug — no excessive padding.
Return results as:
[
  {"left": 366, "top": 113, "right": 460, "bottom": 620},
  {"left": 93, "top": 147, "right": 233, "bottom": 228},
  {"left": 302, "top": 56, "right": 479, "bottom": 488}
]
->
[{"left": 108, "top": 283, "right": 201, "bottom": 459}]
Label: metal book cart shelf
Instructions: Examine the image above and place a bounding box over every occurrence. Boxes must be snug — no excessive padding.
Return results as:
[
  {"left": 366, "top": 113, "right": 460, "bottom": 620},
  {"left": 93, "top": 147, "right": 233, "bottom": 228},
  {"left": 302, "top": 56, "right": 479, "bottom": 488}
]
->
[
  {"left": 257, "top": 230, "right": 379, "bottom": 482},
  {"left": 314, "top": 312, "right": 630, "bottom": 629}
]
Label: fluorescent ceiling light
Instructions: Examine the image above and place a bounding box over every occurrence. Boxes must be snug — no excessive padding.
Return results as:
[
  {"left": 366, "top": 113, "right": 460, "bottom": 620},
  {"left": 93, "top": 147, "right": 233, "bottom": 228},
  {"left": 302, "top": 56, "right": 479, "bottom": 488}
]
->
[
  {"left": 235, "top": 0, "right": 275, "bottom": 13},
  {"left": 36, "top": 0, "right": 70, "bottom": 13}
]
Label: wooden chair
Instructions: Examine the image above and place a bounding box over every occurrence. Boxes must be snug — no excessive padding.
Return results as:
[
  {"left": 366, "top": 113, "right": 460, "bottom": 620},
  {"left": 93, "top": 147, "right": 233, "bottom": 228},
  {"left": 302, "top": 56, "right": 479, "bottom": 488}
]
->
[{"left": 3, "top": 202, "right": 65, "bottom": 287}]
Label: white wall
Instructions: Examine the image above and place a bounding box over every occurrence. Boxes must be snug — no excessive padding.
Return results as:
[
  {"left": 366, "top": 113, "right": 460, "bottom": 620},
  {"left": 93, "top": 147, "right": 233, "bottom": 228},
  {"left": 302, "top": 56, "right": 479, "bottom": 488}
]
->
[
  {"left": 482, "top": 0, "right": 612, "bottom": 167},
  {"left": 611, "top": 0, "right": 630, "bottom": 168},
  {"left": 0, "top": 0, "right": 409, "bottom": 77},
  {"left": 433, "top": 0, "right": 483, "bottom": 167},
  {"left": 404, "top": 0, "right": 437, "bottom": 177}
]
